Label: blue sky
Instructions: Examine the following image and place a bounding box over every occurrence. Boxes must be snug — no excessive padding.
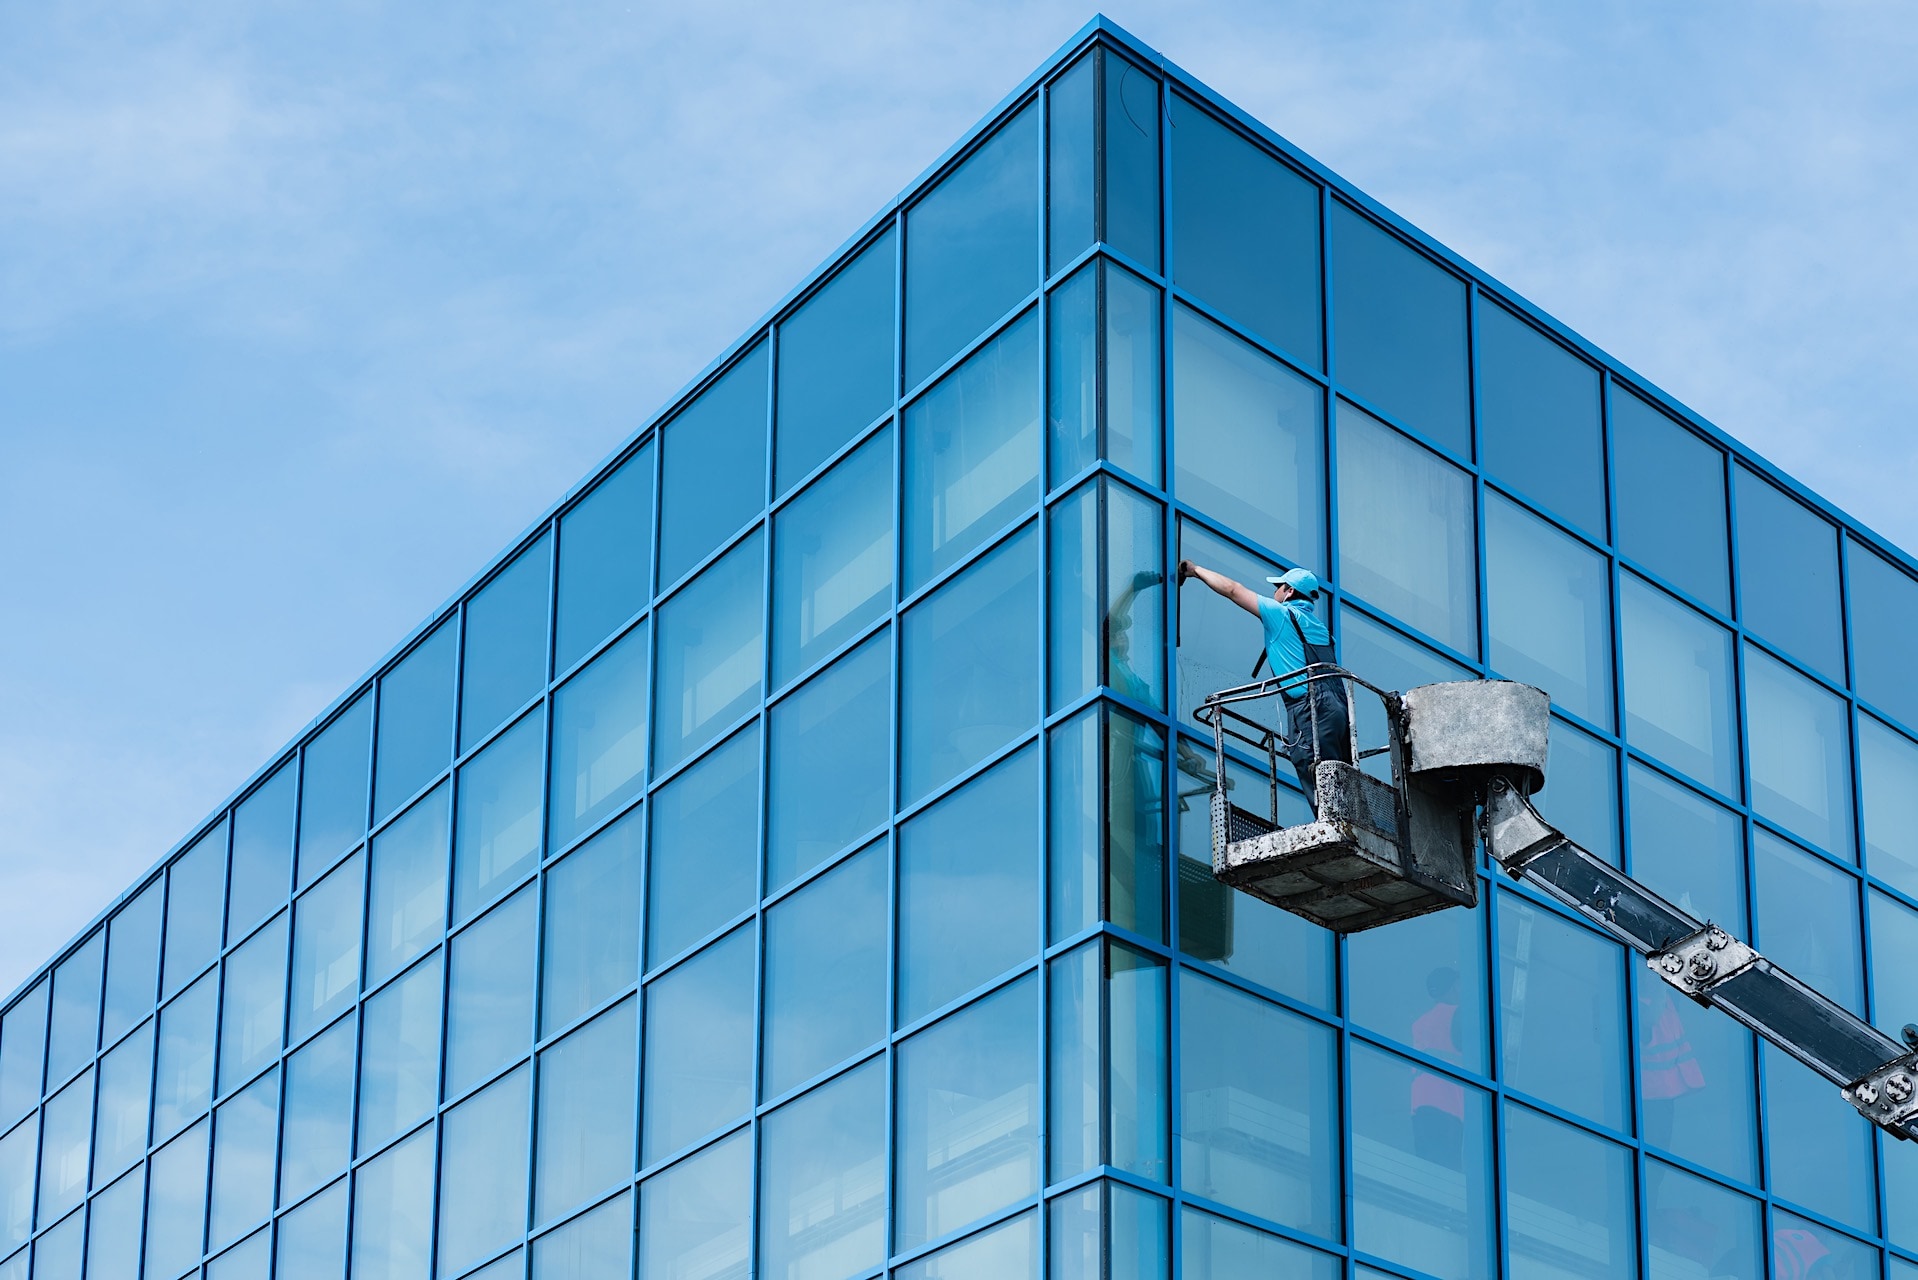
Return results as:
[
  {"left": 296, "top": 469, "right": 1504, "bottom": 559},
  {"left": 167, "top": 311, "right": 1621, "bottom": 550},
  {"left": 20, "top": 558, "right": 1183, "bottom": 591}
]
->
[{"left": 3, "top": 0, "right": 1916, "bottom": 995}]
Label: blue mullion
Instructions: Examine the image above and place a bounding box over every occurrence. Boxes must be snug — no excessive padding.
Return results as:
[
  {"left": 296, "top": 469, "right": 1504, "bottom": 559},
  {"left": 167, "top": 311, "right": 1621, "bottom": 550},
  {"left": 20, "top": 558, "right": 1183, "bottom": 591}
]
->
[
  {"left": 1036, "top": 67, "right": 1057, "bottom": 1273},
  {"left": 883, "top": 199, "right": 906, "bottom": 1275}
]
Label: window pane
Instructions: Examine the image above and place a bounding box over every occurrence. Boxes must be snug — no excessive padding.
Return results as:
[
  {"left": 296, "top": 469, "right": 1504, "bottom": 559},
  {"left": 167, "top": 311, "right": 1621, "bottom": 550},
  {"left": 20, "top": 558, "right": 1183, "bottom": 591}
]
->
[
  {"left": 1861, "top": 715, "right": 1918, "bottom": 898},
  {"left": 281, "top": 1016, "right": 354, "bottom": 1202},
  {"left": 1636, "top": 969, "right": 1756, "bottom": 1182},
  {"left": 290, "top": 853, "right": 363, "bottom": 1041},
  {"left": 374, "top": 621, "right": 455, "bottom": 823},
  {"left": 903, "top": 308, "right": 1040, "bottom": 592},
  {"left": 209, "top": 1233, "right": 268, "bottom": 1280},
  {"left": 1347, "top": 892, "right": 1487, "bottom": 1072},
  {"left": 1478, "top": 303, "right": 1605, "bottom": 532},
  {"left": 153, "top": 971, "right": 217, "bottom": 1141},
  {"left": 163, "top": 821, "right": 227, "bottom": 999},
  {"left": 637, "top": 1130, "right": 749, "bottom": 1280},
  {"left": 1889, "top": 1130, "right": 1918, "bottom": 1254},
  {"left": 1871, "top": 890, "right": 1918, "bottom": 1043},
  {"left": 1051, "top": 1183, "right": 1170, "bottom": 1280},
  {"left": 1765, "top": 1047, "right": 1877, "bottom": 1233},
  {"left": 0, "top": 1119, "right": 28, "bottom": 1254},
  {"left": 1104, "top": 55, "right": 1160, "bottom": 270},
  {"left": 218, "top": 913, "right": 287, "bottom": 1094},
  {"left": 648, "top": 725, "right": 758, "bottom": 965},
  {"left": 1180, "top": 1206, "right": 1338, "bottom": 1280},
  {"left": 366, "top": 780, "right": 450, "bottom": 994},
  {"left": 1178, "top": 970, "right": 1336, "bottom": 1237},
  {"left": 776, "top": 230, "right": 895, "bottom": 492},
  {"left": 1108, "top": 712, "right": 1169, "bottom": 946},
  {"left": 1621, "top": 574, "right": 1737, "bottom": 795},
  {"left": 556, "top": 443, "right": 652, "bottom": 677},
  {"left": 533, "top": 1193, "right": 629, "bottom": 1280},
  {"left": 1106, "top": 264, "right": 1163, "bottom": 486},
  {"left": 771, "top": 425, "right": 892, "bottom": 687},
  {"left": 759, "top": 1061, "right": 885, "bottom": 1280},
  {"left": 209, "top": 1068, "right": 277, "bottom": 1249},
  {"left": 1533, "top": 719, "right": 1619, "bottom": 864},
  {"left": 1170, "top": 96, "right": 1320, "bottom": 366},
  {"left": 1627, "top": 762, "right": 1745, "bottom": 931},
  {"left": 1171, "top": 305, "right": 1324, "bottom": 569},
  {"left": 904, "top": 104, "right": 1038, "bottom": 388},
  {"left": 1755, "top": 829, "right": 1862, "bottom": 1014},
  {"left": 46, "top": 933, "right": 101, "bottom": 1090},
  {"left": 767, "top": 633, "right": 889, "bottom": 891},
  {"left": 1504, "top": 1105, "right": 1634, "bottom": 1280},
  {"left": 895, "top": 975, "right": 1039, "bottom": 1251},
  {"left": 36, "top": 1068, "right": 90, "bottom": 1225},
  {"left": 548, "top": 619, "right": 649, "bottom": 853},
  {"left": 1048, "top": 261, "right": 1097, "bottom": 483},
  {"left": 1772, "top": 1212, "right": 1878, "bottom": 1280},
  {"left": 1331, "top": 204, "right": 1468, "bottom": 455},
  {"left": 228, "top": 763, "right": 295, "bottom": 942},
  {"left": 87, "top": 1168, "right": 144, "bottom": 1280},
  {"left": 899, "top": 747, "right": 1039, "bottom": 1023},
  {"left": 895, "top": 1212, "right": 1036, "bottom": 1280},
  {"left": 1338, "top": 400, "right": 1477, "bottom": 656},
  {"left": 1645, "top": 1160, "right": 1759, "bottom": 1280},
  {"left": 445, "top": 887, "right": 535, "bottom": 1099},
  {"left": 454, "top": 711, "right": 542, "bottom": 922},
  {"left": 351, "top": 1126, "right": 435, "bottom": 1280},
  {"left": 1050, "top": 943, "right": 1168, "bottom": 1185},
  {"left": 1049, "top": 482, "right": 1098, "bottom": 714},
  {"left": 1340, "top": 611, "right": 1473, "bottom": 779},
  {"left": 1486, "top": 495, "right": 1612, "bottom": 728},
  {"left": 1747, "top": 646, "right": 1854, "bottom": 857},
  {"left": 276, "top": 1181, "right": 347, "bottom": 1280},
  {"left": 1851, "top": 539, "right": 1918, "bottom": 730},
  {"left": 899, "top": 522, "right": 1039, "bottom": 804},
  {"left": 641, "top": 926, "right": 754, "bottom": 1165},
  {"left": 763, "top": 843, "right": 886, "bottom": 1099},
  {"left": 541, "top": 809, "right": 641, "bottom": 1035},
  {"left": 658, "top": 341, "right": 768, "bottom": 588},
  {"left": 1047, "top": 55, "right": 1093, "bottom": 272},
  {"left": 143, "top": 1117, "right": 209, "bottom": 1280},
  {"left": 102, "top": 884, "right": 162, "bottom": 1046},
  {"left": 359, "top": 953, "right": 441, "bottom": 1155},
  {"left": 1612, "top": 389, "right": 1728, "bottom": 613},
  {"left": 94, "top": 1021, "right": 152, "bottom": 1180},
  {"left": 1735, "top": 467, "right": 1843, "bottom": 677},
  {"left": 32, "top": 1211, "right": 82, "bottom": 1280},
  {"left": 438, "top": 1066, "right": 530, "bottom": 1277},
  {"left": 462, "top": 533, "right": 553, "bottom": 753},
  {"left": 1049, "top": 707, "right": 1100, "bottom": 943},
  {"left": 1497, "top": 895, "right": 1628, "bottom": 1130},
  {"left": 298, "top": 693, "right": 372, "bottom": 886},
  {"left": 654, "top": 531, "right": 764, "bottom": 773},
  {"left": 1350, "top": 1043, "right": 1494, "bottom": 1280},
  {"left": 1173, "top": 523, "right": 1287, "bottom": 733},
  {"left": 535, "top": 999, "right": 635, "bottom": 1224}
]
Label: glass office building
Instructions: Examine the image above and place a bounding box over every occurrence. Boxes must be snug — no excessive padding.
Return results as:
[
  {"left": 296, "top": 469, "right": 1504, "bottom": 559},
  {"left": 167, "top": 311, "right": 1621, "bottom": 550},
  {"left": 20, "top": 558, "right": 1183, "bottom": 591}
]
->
[{"left": 6, "top": 16, "right": 1918, "bottom": 1280}]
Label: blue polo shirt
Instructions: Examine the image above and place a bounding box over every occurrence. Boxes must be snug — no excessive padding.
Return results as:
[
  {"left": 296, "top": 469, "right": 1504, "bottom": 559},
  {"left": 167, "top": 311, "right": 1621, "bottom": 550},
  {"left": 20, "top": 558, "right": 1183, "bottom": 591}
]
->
[{"left": 1257, "top": 597, "right": 1331, "bottom": 690}]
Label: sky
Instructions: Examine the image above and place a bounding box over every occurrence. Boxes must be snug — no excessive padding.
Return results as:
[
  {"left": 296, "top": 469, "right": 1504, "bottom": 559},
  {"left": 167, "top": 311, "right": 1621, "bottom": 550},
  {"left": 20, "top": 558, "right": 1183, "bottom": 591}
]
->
[{"left": 3, "top": 0, "right": 1917, "bottom": 997}]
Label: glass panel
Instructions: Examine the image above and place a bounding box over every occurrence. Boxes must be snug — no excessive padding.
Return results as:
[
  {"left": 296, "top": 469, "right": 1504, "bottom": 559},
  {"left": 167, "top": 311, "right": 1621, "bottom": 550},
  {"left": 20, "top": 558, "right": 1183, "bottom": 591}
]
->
[
  {"left": 102, "top": 884, "right": 163, "bottom": 1046},
  {"left": 1486, "top": 494, "right": 1612, "bottom": 729},
  {"left": 899, "top": 522, "right": 1039, "bottom": 804},
  {"left": 641, "top": 926, "right": 754, "bottom": 1165},
  {"left": 898, "top": 746, "right": 1039, "bottom": 1023},
  {"left": 1049, "top": 264, "right": 1165, "bottom": 494},
  {"left": 548, "top": 619, "right": 649, "bottom": 853},
  {"left": 143, "top": 1117, "right": 208, "bottom": 1280},
  {"left": 759, "top": 1061, "right": 885, "bottom": 1280},
  {"left": 766, "top": 633, "right": 889, "bottom": 892},
  {"left": 533, "top": 1193, "right": 630, "bottom": 1280},
  {"left": 534, "top": 999, "right": 635, "bottom": 1224},
  {"left": 1851, "top": 540, "right": 1918, "bottom": 731},
  {"left": 776, "top": 230, "right": 895, "bottom": 491},
  {"left": 1170, "top": 305, "right": 1324, "bottom": 570},
  {"left": 209, "top": 1069, "right": 277, "bottom": 1249},
  {"left": 1534, "top": 719, "right": 1619, "bottom": 864},
  {"left": 0, "top": 1119, "right": 28, "bottom": 1254},
  {"left": 36, "top": 1069, "right": 90, "bottom": 1225},
  {"left": 1050, "top": 944, "right": 1100, "bottom": 1180},
  {"left": 1177, "top": 970, "right": 1337, "bottom": 1236},
  {"left": 207, "top": 1232, "right": 267, "bottom": 1280},
  {"left": 1504, "top": 1105, "right": 1635, "bottom": 1280},
  {"left": 1104, "top": 54, "right": 1160, "bottom": 270},
  {"left": 280, "top": 1016, "right": 355, "bottom": 1204},
  {"left": 1341, "top": 612, "right": 1473, "bottom": 779},
  {"left": 1170, "top": 96, "right": 1320, "bottom": 366},
  {"left": 1772, "top": 1212, "right": 1878, "bottom": 1280},
  {"left": 298, "top": 693, "right": 372, "bottom": 886},
  {"left": 453, "top": 711, "right": 542, "bottom": 922},
  {"left": 540, "top": 808, "right": 641, "bottom": 1034},
  {"left": 374, "top": 622, "right": 455, "bottom": 822},
  {"left": 654, "top": 530, "right": 764, "bottom": 773},
  {"left": 46, "top": 933, "right": 102, "bottom": 1090},
  {"left": 648, "top": 725, "right": 758, "bottom": 965},
  {"left": 1734, "top": 467, "right": 1844, "bottom": 677},
  {"left": 32, "top": 1211, "right": 82, "bottom": 1280},
  {"left": 1747, "top": 646, "right": 1854, "bottom": 859},
  {"left": 1050, "top": 1182, "right": 1169, "bottom": 1280},
  {"left": 1611, "top": 389, "right": 1729, "bottom": 613},
  {"left": 902, "top": 309, "right": 1040, "bottom": 592},
  {"left": 1888, "top": 1135, "right": 1918, "bottom": 1254},
  {"left": 1861, "top": 715, "right": 1918, "bottom": 899},
  {"left": 1049, "top": 707, "right": 1100, "bottom": 943},
  {"left": 1179, "top": 1207, "right": 1339, "bottom": 1280},
  {"left": 86, "top": 1168, "right": 144, "bottom": 1280},
  {"left": 1173, "top": 523, "right": 1285, "bottom": 733},
  {"left": 217, "top": 913, "right": 286, "bottom": 1094},
  {"left": 1478, "top": 302, "right": 1605, "bottom": 532},
  {"left": 1621, "top": 574, "right": 1737, "bottom": 796},
  {"left": 1645, "top": 1160, "right": 1760, "bottom": 1280},
  {"left": 359, "top": 953, "right": 441, "bottom": 1155},
  {"left": 762, "top": 842, "right": 886, "bottom": 1099},
  {"left": 163, "top": 821, "right": 227, "bottom": 998},
  {"left": 351, "top": 1126, "right": 436, "bottom": 1280},
  {"left": 904, "top": 104, "right": 1038, "bottom": 388},
  {"left": 1636, "top": 970, "right": 1757, "bottom": 1183},
  {"left": 153, "top": 971, "right": 217, "bottom": 1140},
  {"left": 276, "top": 1181, "right": 347, "bottom": 1280},
  {"left": 1331, "top": 204, "right": 1468, "bottom": 455},
  {"left": 1348, "top": 894, "right": 1488, "bottom": 1072},
  {"left": 658, "top": 341, "right": 768, "bottom": 588},
  {"left": 895, "top": 1212, "right": 1036, "bottom": 1280},
  {"left": 1104, "top": 264, "right": 1162, "bottom": 484},
  {"left": 1871, "top": 890, "right": 1918, "bottom": 1043},
  {"left": 556, "top": 443, "right": 652, "bottom": 677},
  {"left": 462, "top": 533, "right": 553, "bottom": 752},
  {"left": 636, "top": 1131, "right": 749, "bottom": 1280},
  {"left": 1047, "top": 55, "right": 1093, "bottom": 271},
  {"left": 444, "top": 887, "right": 535, "bottom": 1099},
  {"left": 437, "top": 1066, "right": 530, "bottom": 1277},
  {"left": 1765, "top": 1046, "right": 1876, "bottom": 1232},
  {"left": 1048, "top": 481, "right": 1097, "bottom": 714},
  {"left": 0, "top": 1248, "right": 16, "bottom": 1280},
  {"left": 771, "top": 424, "right": 892, "bottom": 686},
  {"left": 94, "top": 1021, "right": 153, "bottom": 1180},
  {"left": 228, "top": 763, "right": 296, "bottom": 942},
  {"left": 1050, "top": 943, "right": 1168, "bottom": 1184},
  {"left": 1337, "top": 400, "right": 1477, "bottom": 656},
  {"left": 895, "top": 975, "right": 1039, "bottom": 1251},
  {"left": 1498, "top": 895, "right": 1629, "bottom": 1129},
  {"left": 1627, "top": 762, "right": 1745, "bottom": 931},
  {"left": 1048, "top": 261, "right": 1097, "bottom": 483},
  {"left": 1109, "top": 710, "right": 1168, "bottom": 941},
  {"left": 368, "top": 786, "right": 448, "bottom": 985},
  {"left": 289, "top": 852, "right": 363, "bottom": 1041},
  {"left": 1350, "top": 1043, "right": 1494, "bottom": 1280},
  {"left": 1755, "top": 829, "right": 1863, "bottom": 1013}
]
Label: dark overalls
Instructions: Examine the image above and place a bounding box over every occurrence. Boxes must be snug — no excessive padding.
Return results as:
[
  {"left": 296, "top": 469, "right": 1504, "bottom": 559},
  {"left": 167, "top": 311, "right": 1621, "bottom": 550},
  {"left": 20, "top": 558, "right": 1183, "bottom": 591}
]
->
[{"left": 1277, "top": 610, "right": 1352, "bottom": 802}]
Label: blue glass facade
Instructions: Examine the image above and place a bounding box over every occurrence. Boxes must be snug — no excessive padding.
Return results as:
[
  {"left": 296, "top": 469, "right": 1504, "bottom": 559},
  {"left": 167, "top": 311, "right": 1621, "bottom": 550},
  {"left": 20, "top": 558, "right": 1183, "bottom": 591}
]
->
[{"left": 4, "top": 18, "right": 1918, "bottom": 1280}]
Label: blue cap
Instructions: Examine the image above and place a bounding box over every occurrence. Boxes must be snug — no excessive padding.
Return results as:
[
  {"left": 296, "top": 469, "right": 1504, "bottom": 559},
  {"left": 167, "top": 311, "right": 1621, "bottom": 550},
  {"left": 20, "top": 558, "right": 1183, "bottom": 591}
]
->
[{"left": 1265, "top": 567, "right": 1321, "bottom": 597}]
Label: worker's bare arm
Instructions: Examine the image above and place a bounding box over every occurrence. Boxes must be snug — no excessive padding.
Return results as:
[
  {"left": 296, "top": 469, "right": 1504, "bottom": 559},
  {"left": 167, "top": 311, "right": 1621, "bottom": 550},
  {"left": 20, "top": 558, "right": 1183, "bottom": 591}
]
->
[{"left": 1178, "top": 560, "right": 1261, "bottom": 616}]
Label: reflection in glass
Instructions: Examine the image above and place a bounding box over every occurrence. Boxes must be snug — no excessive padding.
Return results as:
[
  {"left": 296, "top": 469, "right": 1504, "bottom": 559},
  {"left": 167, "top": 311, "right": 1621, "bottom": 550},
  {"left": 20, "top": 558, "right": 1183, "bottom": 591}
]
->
[
  {"left": 776, "top": 230, "right": 895, "bottom": 492},
  {"left": 1051, "top": 943, "right": 1168, "bottom": 1184},
  {"left": 1047, "top": 261, "right": 1163, "bottom": 488},
  {"left": 1504, "top": 1105, "right": 1634, "bottom": 1280},
  {"left": 1050, "top": 479, "right": 1166, "bottom": 714},
  {"left": 46, "top": 933, "right": 102, "bottom": 1090},
  {"left": 209, "top": 1068, "right": 279, "bottom": 1249},
  {"left": 1180, "top": 1207, "right": 1338, "bottom": 1279},
  {"left": 1348, "top": 895, "right": 1486, "bottom": 1072},
  {"left": 368, "top": 784, "right": 448, "bottom": 983},
  {"left": 760, "top": 1062, "right": 885, "bottom": 1279},
  {"left": 772, "top": 425, "right": 892, "bottom": 685},
  {"left": 229, "top": 762, "right": 296, "bottom": 943},
  {"left": 1850, "top": 540, "right": 1918, "bottom": 731},
  {"left": 541, "top": 808, "right": 641, "bottom": 1034},
  {"left": 1861, "top": 714, "right": 1918, "bottom": 898},
  {"left": 649, "top": 725, "right": 759, "bottom": 965},
  {"left": 642, "top": 927, "right": 755, "bottom": 1164},
  {"left": 536, "top": 999, "right": 635, "bottom": 1223},
  {"left": 1050, "top": 1180, "right": 1168, "bottom": 1280},
  {"left": 351, "top": 1126, "right": 436, "bottom": 1280},
  {"left": 1533, "top": 719, "right": 1618, "bottom": 864},
  {"left": 1746, "top": 645, "right": 1854, "bottom": 858},
  {"left": 1734, "top": 465, "right": 1844, "bottom": 677},
  {"left": 533, "top": 1193, "right": 631, "bottom": 1280},
  {"left": 1627, "top": 762, "right": 1745, "bottom": 931},
  {"left": 1635, "top": 970, "right": 1756, "bottom": 1183},
  {"left": 1645, "top": 1160, "right": 1759, "bottom": 1280},
  {"left": 1350, "top": 1044, "right": 1493, "bottom": 1280},
  {"left": 654, "top": 531, "right": 764, "bottom": 772},
  {"left": 1772, "top": 1211, "right": 1878, "bottom": 1280},
  {"left": 767, "top": 635, "right": 890, "bottom": 891},
  {"left": 374, "top": 620, "right": 455, "bottom": 823},
  {"left": 152, "top": 970, "right": 217, "bottom": 1141},
  {"left": 1755, "top": 829, "right": 1862, "bottom": 1013},
  {"left": 1047, "top": 54, "right": 1094, "bottom": 271},
  {"left": 218, "top": 912, "right": 287, "bottom": 1094},
  {"left": 638, "top": 1131, "right": 750, "bottom": 1280},
  {"left": 299, "top": 693, "right": 372, "bottom": 886},
  {"left": 1477, "top": 302, "right": 1604, "bottom": 532},
  {"left": 454, "top": 710, "right": 543, "bottom": 921},
  {"left": 163, "top": 820, "right": 227, "bottom": 998},
  {"left": 1497, "top": 896, "right": 1628, "bottom": 1130},
  {"left": 1485, "top": 494, "right": 1611, "bottom": 728},
  {"left": 36, "top": 1069, "right": 90, "bottom": 1226},
  {"left": 290, "top": 852, "right": 363, "bottom": 1040},
  {"left": 549, "top": 619, "right": 649, "bottom": 852},
  {"left": 445, "top": 887, "right": 536, "bottom": 1098},
  {"left": 277, "top": 1181, "right": 347, "bottom": 1280},
  {"left": 144, "top": 1117, "right": 209, "bottom": 1280},
  {"left": 1611, "top": 389, "right": 1728, "bottom": 613},
  {"left": 1766, "top": 1045, "right": 1877, "bottom": 1232},
  {"left": 94, "top": 1022, "right": 153, "bottom": 1181},
  {"left": 896, "top": 1212, "right": 1037, "bottom": 1280},
  {"left": 438, "top": 1066, "right": 531, "bottom": 1277},
  {"left": 763, "top": 843, "right": 886, "bottom": 1099},
  {"left": 1621, "top": 574, "right": 1736, "bottom": 795},
  {"left": 462, "top": 533, "right": 553, "bottom": 752},
  {"left": 102, "top": 884, "right": 163, "bottom": 1047},
  {"left": 281, "top": 1016, "right": 355, "bottom": 1202},
  {"left": 658, "top": 341, "right": 768, "bottom": 588},
  {"left": 1104, "top": 54, "right": 1160, "bottom": 269},
  {"left": 556, "top": 442, "right": 653, "bottom": 678},
  {"left": 1048, "top": 262, "right": 1098, "bottom": 483},
  {"left": 1108, "top": 709, "right": 1168, "bottom": 940},
  {"left": 359, "top": 953, "right": 441, "bottom": 1155},
  {"left": 1173, "top": 522, "right": 1287, "bottom": 734}
]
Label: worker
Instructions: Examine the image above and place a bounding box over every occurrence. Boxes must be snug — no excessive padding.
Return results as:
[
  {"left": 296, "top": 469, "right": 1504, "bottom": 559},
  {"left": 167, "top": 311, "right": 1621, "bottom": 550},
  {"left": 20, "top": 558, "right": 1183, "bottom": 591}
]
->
[{"left": 1177, "top": 559, "right": 1351, "bottom": 800}]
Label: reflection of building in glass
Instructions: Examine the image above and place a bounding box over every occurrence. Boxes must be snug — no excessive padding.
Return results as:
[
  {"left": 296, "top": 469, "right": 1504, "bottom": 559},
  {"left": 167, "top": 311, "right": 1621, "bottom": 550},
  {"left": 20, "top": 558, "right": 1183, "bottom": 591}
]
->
[{"left": 5, "top": 16, "right": 1918, "bottom": 1280}]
